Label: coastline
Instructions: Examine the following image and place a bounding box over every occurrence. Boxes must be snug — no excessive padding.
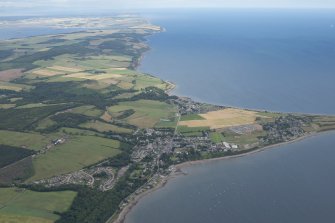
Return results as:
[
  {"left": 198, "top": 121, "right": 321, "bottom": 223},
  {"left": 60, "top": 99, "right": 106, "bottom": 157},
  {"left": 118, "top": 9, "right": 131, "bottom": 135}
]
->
[
  {"left": 112, "top": 20, "right": 335, "bottom": 223},
  {"left": 112, "top": 130, "right": 335, "bottom": 223}
]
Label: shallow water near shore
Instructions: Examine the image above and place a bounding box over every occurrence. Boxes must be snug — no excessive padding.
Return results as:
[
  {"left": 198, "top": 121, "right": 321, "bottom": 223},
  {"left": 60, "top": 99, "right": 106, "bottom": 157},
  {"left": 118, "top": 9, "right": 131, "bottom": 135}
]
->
[{"left": 125, "top": 131, "right": 335, "bottom": 223}]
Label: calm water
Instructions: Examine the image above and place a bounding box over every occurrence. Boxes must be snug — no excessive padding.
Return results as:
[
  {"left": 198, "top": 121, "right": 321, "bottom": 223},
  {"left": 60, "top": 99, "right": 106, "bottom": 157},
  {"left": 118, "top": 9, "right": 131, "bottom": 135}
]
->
[
  {"left": 126, "top": 9, "right": 335, "bottom": 223},
  {"left": 126, "top": 132, "right": 335, "bottom": 223},
  {"left": 0, "top": 16, "right": 84, "bottom": 40},
  {"left": 139, "top": 9, "right": 335, "bottom": 114}
]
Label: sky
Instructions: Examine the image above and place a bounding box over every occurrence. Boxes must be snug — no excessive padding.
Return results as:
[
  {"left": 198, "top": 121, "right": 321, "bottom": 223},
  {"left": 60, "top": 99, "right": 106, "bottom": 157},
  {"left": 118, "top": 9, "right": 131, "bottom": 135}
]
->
[{"left": 1, "top": 0, "right": 335, "bottom": 16}]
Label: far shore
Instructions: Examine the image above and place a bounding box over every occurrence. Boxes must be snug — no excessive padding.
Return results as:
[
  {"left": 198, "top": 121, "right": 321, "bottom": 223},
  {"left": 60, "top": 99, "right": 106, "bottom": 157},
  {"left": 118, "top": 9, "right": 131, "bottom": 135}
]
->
[{"left": 112, "top": 130, "right": 334, "bottom": 223}]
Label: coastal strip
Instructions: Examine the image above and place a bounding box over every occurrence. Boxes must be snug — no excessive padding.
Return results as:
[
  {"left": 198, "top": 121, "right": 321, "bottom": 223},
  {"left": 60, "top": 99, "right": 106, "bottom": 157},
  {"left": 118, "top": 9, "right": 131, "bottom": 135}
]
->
[{"left": 111, "top": 130, "right": 334, "bottom": 223}]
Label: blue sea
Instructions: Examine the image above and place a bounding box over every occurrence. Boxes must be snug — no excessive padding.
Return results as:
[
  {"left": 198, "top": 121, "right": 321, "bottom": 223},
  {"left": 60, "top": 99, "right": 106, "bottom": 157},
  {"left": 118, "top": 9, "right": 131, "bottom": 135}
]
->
[
  {"left": 138, "top": 9, "right": 335, "bottom": 114},
  {"left": 0, "top": 16, "right": 84, "bottom": 40},
  {"left": 125, "top": 9, "right": 335, "bottom": 223}
]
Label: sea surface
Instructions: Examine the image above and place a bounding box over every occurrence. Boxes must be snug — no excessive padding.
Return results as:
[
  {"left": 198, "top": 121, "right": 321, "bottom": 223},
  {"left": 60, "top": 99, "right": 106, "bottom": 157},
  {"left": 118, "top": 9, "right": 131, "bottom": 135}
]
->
[
  {"left": 0, "top": 16, "right": 84, "bottom": 40},
  {"left": 139, "top": 9, "right": 335, "bottom": 114},
  {"left": 125, "top": 9, "right": 335, "bottom": 223}
]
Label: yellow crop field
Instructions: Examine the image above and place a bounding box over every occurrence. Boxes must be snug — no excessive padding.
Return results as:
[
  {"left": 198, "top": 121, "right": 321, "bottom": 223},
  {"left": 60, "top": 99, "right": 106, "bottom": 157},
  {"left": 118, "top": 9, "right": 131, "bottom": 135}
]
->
[
  {"left": 48, "top": 65, "right": 84, "bottom": 73},
  {"left": 32, "top": 69, "right": 64, "bottom": 76},
  {"left": 178, "top": 108, "right": 265, "bottom": 129}
]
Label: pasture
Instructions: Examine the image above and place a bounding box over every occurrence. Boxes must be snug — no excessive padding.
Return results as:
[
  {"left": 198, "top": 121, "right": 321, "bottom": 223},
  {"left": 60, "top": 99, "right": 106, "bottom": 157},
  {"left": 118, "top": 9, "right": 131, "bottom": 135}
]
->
[
  {"left": 0, "top": 188, "right": 76, "bottom": 223},
  {"left": 32, "top": 69, "right": 64, "bottom": 77},
  {"left": 29, "top": 135, "right": 122, "bottom": 181},
  {"left": 108, "top": 100, "right": 177, "bottom": 128},
  {"left": 0, "top": 130, "right": 57, "bottom": 151},
  {"left": 0, "top": 81, "right": 32, "bottom": 92},
  {"left": 0, "top": 104, "right": 15, "bottom": 109},
  {"left": 80, "top": 120, "right": 133, "bottom": 134},
  {"left": 70, "top": 105, "right": 103, "bottom": 117}
]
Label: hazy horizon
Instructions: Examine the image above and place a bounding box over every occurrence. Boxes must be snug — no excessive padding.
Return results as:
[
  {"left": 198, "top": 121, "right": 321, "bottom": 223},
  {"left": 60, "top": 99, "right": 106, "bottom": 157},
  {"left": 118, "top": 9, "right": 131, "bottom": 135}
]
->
[{"left": 1, "top": 0, "right": 335, "bottom": 16}]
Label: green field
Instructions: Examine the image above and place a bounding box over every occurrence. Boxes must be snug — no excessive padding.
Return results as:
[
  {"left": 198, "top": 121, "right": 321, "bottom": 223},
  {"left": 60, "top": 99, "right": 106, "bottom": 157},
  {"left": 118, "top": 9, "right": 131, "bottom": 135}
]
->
[
  {"left": 80, "top": 120, "right": 133, "bottom": 134},
  {"left": 209, "top": 132, "right": 225, "bottom": 143},
  {"left": 180, "top": 114, "right": 205, "bottom": 121},
  {"left": 108, "top": 100, "right": 177, "bottom": 128},
  {"left": 0, "top": 82, "right": 33, "bottom": 92},
  {"left": 221, "top": 130, "right": 267, "bottom": 145},
  {"left": 177, "top": 126, "right": 210, "bottom": 132},
  {"left": 70, "top": 105, "right": 103, "bottom": 117},
  {"left": 15, "top": 103, "right": 57, "bottom": 109},
  {"left": 29, "top": 135, "right": 122, "bottom": 181},
  {"left": 155, "top": 118, "right": 178, "bottom": 129},
  {"left": 0, "top": 104, "right": 15, "bottom": 109},
  {"left": 0, "top": 188, "right": 76, "bottom": 223},
  {"left": 59, "top": 127, "right": 105, "bottom": 137},
  {"left": 0, "top": 130, "right": 58, "bottom": 151}
]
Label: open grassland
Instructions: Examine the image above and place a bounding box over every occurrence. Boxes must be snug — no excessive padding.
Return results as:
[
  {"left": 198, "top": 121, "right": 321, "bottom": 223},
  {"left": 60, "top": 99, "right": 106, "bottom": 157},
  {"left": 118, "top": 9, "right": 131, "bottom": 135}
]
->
[
  {"left": 221, "top": 130, "right": 267, "bottom": 146},
  {"left": 29, "top": 135, "right": 122, "bottom": 181},
  {"left": 0, "top": 82, "right": 33, "bottom": 92},
  {"left": 210, "top": 132, "right": 225, "bottom": 143},
  {"left": 80, "top": 120, "right": 133, "bottom": 134},
  {"left": 59, "top": 127, "right": 105, "bottom": 137},
  {"left": 0, "top": 104, "right": 16, "bottom": 109},
  {"left": 177, "top": 126, "right": 210, "bottom": 136},
  {"left": 71, "top": 56, "right": 131, "bottom": 69},
  {"left": 36, "top": 118, "right": 57, "bottom": 131},
  {"left": 180, "top": 114, "right": 205, "bottom": 121},
  {"left": 0, "top": 188, "right": 76, "bottom": 223},
  {"left": 155, "top": 118, "right": 178, "bottom": 129},
  {"left": 306, "top": 116, "right": 335, "bottom": 132},
  {"left": 70, "top": 105, "right": 103, "bottom": 117},
  {"left": 66, "top": 72, "right": 122, "bottom": 80},
  {"left": 108, "top": 100, "right": 177, "bottom": 128},
  {"left": 31, "top": 69, "right": 65, "bottom": 77},
  {"left": 179, "top": 108, "right": 269, "bottom": 129},
  {"left": 133, "top": 74, "right": 168, "bottom": 90},
  {"left": 0, "top": 130, "right": 58, "bottom": 151},
  {"left": 48, "top": 65, "right": 84, "bottom": 73},
  {"left": 16, "top": 103, "right": 59, "bottom": 109}
]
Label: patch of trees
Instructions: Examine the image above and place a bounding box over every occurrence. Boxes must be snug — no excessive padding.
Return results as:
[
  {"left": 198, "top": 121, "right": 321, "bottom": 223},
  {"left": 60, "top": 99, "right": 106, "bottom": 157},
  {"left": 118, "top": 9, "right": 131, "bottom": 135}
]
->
[
  {"left": 52, "top": 165, "right": 148, "bottom": 223},
  {"left": 38, "top": 113, "right": 92, "bottom": 133},
  {"left": 117, "top": 109, "right": 135, "bottom": 119},
  {"left": 0, "top": 104, "right": 74, "bottom": 131},
  {"left": 17, "top": 81, "right": 112, "bottom": 109},
  {"left": 0, "top": 41, "right": 96, "bottom": 71},
  {"left": 0, "top": 145, "right": 35, "bottom": 168},
  {"left": 102, "top": 151, "right": 131, "bottom": 168},
  {"left": 38, "top": 38, "right": 66, "bottom": 44},
  {"left": 131, "top": 87, "right": 169, "bottom": 101},
  {"left": 0, "top": 156, "right": 34, "bottom": 184},
  {"left": 0, "top": 49, "right": 14, "bottom": 60}
]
